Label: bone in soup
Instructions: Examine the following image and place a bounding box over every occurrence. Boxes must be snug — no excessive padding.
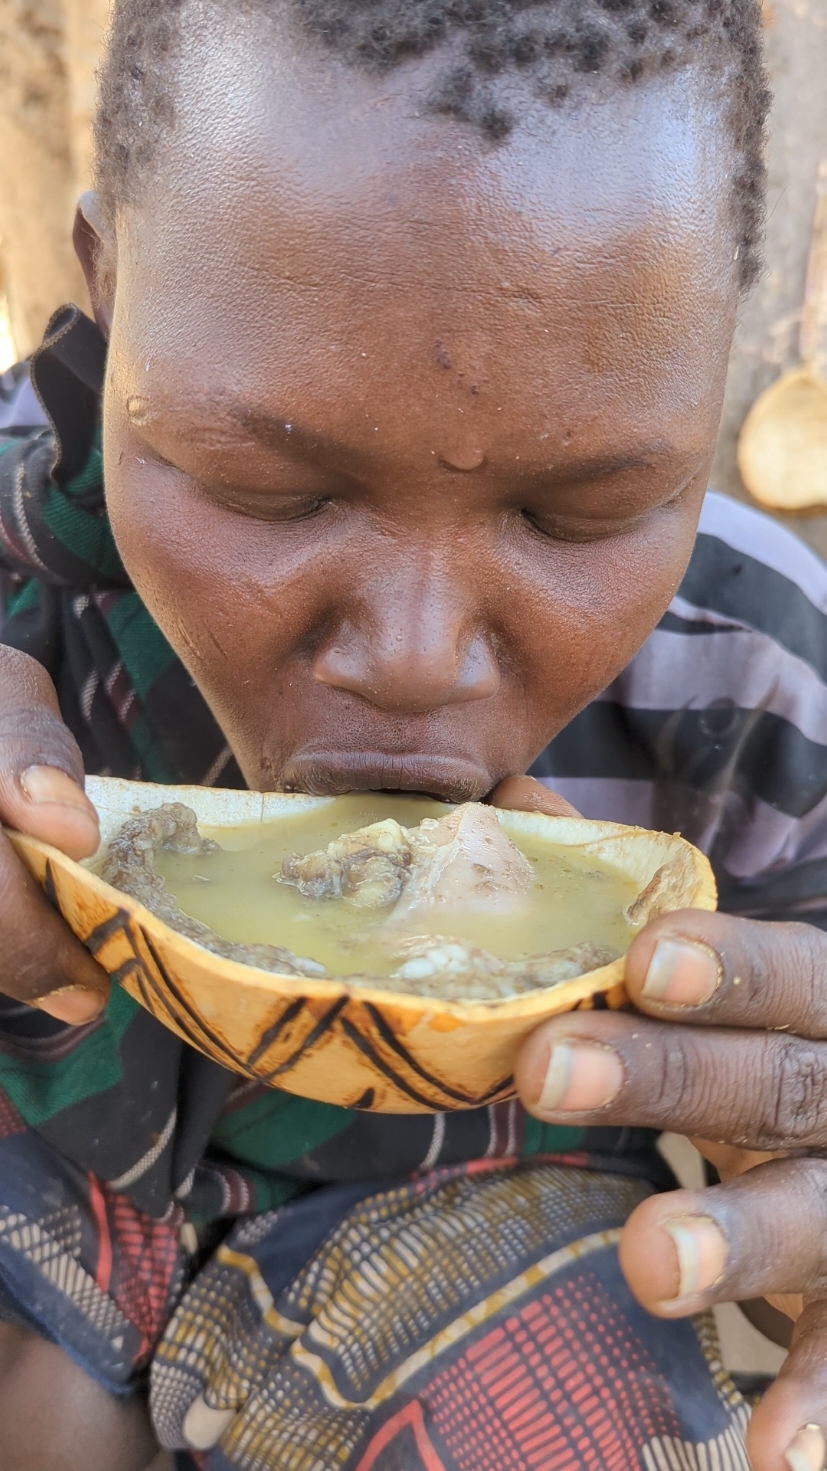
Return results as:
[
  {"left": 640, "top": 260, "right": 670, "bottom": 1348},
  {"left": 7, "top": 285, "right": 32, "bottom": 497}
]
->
[{"left": 101, "top": 795, "right": 642, "bottom": 1000}]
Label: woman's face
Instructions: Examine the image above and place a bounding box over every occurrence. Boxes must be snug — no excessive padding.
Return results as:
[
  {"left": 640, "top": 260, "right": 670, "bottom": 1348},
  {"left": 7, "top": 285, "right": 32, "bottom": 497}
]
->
[{"left": 87, "top": 17, "right": 740, "bottom": 799}]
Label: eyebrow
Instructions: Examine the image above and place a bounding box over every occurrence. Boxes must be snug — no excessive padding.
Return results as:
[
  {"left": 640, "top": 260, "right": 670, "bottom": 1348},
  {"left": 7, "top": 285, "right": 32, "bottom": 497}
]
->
[
  {"left": 170, "top": 399, "right": 675, "bottom": 481},
  {"left": 223, "top": 404, "right": 341, "bottom": 462},
  {"left": 524, "top": 445, "right": 673, "bottom": 485}
]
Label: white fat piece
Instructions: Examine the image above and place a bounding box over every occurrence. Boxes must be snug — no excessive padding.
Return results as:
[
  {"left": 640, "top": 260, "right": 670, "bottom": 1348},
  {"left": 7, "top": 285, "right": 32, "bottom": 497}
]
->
[{"left": 389, "top": 803, "right": 533, "bottom": 927}]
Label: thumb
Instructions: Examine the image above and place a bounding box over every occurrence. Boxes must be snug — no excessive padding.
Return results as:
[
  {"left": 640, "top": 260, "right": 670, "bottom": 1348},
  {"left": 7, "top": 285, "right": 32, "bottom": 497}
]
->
[
  {"left": 489, "top": 775, "right": 581, "bottom": 818},
  {"left": 0, "top": 649, "right": 99, "bottom": 860}
]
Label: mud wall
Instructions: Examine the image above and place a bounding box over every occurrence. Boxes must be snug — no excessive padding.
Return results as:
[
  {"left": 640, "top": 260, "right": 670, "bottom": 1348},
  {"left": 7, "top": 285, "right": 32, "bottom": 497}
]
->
[
  {"left": 711, "top": 0, "right": 827, "bottom": 556},
  {"left": 0, "top": 0, "right": 109, "bottom": 356}
]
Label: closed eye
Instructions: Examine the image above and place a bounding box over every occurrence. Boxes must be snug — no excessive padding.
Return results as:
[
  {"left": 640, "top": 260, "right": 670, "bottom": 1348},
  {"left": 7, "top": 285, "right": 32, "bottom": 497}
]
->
[
  {"left": 205, "top": 489, "right": 335, "bottom": 523},
  {"left": 519, "top": 472, "right": 695, "bottom": 544},
  {"left": 520, "top": 506, "right": 651, "bottom": 543}
]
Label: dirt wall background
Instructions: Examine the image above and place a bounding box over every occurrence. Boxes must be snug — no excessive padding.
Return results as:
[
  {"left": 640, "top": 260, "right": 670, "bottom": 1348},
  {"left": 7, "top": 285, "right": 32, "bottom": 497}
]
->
[
  {"left": 1, "top": 0, "right": 826, "bottom": 552},
  {"left": 0, "top": 0, "right": 108, "bottom": 355},
  {"left": 711, "top": 0, "right": 827, "bottom": 555}
]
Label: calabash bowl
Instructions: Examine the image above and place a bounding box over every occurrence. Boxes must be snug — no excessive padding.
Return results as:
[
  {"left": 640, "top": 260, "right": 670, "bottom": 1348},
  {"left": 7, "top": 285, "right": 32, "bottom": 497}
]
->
[{"left": 9, "top": 776, "right": 716, "bottom": 1113}]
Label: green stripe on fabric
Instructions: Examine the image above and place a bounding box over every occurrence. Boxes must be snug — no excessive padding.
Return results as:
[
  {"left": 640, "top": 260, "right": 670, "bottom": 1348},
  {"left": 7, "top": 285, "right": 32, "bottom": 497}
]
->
[
  {"left": 63, "top": 430, "right": 103, "bottom": 498},
  {"left": 103, "top": 593, "right": 177, "bottom": 700},
  {"left": 0, "top": 987, "right": 141, "bottom": 1126},
  {"left": 128, "top": 710, "right": 174, "bottom": 784},
  {"left": 43, "top": 487, "right": 124, "bottom": 581},
  {"left": 522, "top": 1115, "right": 585, "bottom": 1157},
  {"left": 193, "top": 1165, "right": 305, "bottom": 1222},
  {"left": 4, "top": 578, "right": 40, "bottom": 619},
  {"left": 210, "top": 1091, "right": 353, "bottom": 1172}
]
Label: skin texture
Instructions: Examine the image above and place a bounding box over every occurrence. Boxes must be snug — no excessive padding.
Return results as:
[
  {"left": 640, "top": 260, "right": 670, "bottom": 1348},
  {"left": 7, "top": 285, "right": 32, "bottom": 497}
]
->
[
  {"left": 0, "top": 1321, "right": 162, "bottom": 1470},
  {"left": 0, "top": 13, "right": 823, "bottom": 1470},
  {"left": 96, "top": 14, "right": 736, "bottom": 800}
]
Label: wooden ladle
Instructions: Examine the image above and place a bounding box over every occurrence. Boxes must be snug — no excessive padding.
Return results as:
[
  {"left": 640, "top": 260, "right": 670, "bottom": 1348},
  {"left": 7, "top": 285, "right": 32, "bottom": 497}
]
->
[{"left": 738, "top": 160, "right": 827, "bottom": 511}]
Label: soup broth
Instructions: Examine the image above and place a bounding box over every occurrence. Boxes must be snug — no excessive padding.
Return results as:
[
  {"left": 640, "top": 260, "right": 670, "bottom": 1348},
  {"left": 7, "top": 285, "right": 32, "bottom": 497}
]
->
[{"left": 153, "top": 794, "right": 638, "bottom": 979}]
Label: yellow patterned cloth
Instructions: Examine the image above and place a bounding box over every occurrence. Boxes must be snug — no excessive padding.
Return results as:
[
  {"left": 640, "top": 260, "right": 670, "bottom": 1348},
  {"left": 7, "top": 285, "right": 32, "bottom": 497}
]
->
[{"left": 150, "top": 1160, "right": 750, "bottom": 1470}]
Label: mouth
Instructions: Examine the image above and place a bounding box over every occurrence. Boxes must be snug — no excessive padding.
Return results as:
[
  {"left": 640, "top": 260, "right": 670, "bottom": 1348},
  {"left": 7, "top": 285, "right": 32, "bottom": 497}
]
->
[{"left": 280, "top": 751, "right": 493, "bottom": 804}]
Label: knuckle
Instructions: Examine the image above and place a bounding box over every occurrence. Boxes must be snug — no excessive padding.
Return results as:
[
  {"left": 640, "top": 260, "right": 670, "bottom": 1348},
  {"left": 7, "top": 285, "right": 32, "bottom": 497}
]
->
[
  {"left": 0, "top": 646, "right": 58, "bottom": 708},
  {"left": 763, "top": 1037, "right": 827, "bottom": 1146},
  {"left": 0, "top": 711, "right": 85, "bottom": 813},
  {"left": 801, "top": 1164, "right": 827, "bottom": 1295},
  {"left": 745, "top": 920, "right": 827, "bottom": 1035},
  {"left": 0, "top": 703, "right": 79, "bottom": 762},
  {"left": 0, "top": 651, "right": 78, "bottom": 780},
  {"left": 647, "top": 1032, "right": 695, "bottom": 1115},
  {"left": 788, "top": 922, "right": 827, "bottom": 1030}
]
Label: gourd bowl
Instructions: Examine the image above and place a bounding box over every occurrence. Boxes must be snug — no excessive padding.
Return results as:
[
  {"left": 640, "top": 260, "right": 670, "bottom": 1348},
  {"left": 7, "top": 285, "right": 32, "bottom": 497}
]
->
[{"left": 8, "top": 776, "right": 716, "bottom": 1113}]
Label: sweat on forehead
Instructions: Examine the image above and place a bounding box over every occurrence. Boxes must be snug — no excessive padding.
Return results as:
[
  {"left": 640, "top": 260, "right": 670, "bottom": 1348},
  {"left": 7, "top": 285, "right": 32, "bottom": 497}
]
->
[
  {"left": 93, "top": 0, "right": 768, "bottom": 288},
  {"left": 106, "top": 32, "right": 736, "bottom": 452}
]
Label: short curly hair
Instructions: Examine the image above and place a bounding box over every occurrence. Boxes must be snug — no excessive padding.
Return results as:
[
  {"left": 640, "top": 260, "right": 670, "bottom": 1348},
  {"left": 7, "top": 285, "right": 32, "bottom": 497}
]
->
[{"left": 94, "top": 0, "right": 770, "bottom": 288}]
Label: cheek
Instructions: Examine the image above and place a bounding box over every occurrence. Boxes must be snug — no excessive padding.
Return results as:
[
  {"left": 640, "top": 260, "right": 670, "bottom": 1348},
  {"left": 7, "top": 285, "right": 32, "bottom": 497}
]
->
[
  {"left": 104, "top": 462, "right": 337, "bottom": 686},
  {"left": 501, "top": 506, "right": 699, "bottom": 724}
]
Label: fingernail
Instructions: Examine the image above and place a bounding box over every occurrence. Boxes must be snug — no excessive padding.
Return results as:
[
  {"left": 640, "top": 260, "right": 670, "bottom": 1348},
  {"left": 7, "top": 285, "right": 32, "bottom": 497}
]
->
[
  {"left": 537, "top": 1040, "right": 624, "bottom": 1114},
  {"left": 21, "top": 766, "right": 98, "bottom": 822},
  {"left": 786, "top": 1425, "right": 826, "bottom": 1471},
  {"left": 660, "top": 1216, "right": 728, "bottom": 1303},
  {"left": 33, "top": 987, "right": 106, "bottom": 1025},
  {"left": 642, "top": 938, "right": 721, "bottom": 1007}
]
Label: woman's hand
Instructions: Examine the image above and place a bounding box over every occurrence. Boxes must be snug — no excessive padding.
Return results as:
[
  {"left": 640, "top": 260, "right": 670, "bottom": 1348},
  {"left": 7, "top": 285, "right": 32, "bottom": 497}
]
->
[
  {"left": 494, "top": 776, "right": 827, "bottom": 1471},
  {"left": 0, "top": 646, "right": 108, "bottom": 1023}
]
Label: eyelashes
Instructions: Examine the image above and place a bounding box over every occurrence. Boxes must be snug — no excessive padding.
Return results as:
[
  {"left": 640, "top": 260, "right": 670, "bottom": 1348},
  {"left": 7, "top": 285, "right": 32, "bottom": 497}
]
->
[
  {"left": 519, "top": 483, "right": 689, "bottom": 545},
  {"left": 520, "top": 508, "right": 637, "bottom": 544},
  {"left": 197, "top": 487, "right": 335, "bottom": 524}
]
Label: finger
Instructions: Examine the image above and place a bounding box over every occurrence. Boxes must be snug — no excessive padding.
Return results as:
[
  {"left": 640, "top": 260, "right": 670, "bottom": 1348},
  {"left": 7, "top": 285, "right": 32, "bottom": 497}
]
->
[
  {"left": 0, "top": 829, "right": 109, "bottom": 1021},
  {"left": 625, "top": 907, "right": 827, "bottom": 1040},
  {"left": 619, "top": 1158, "right": 827, "bottom": 1321},
  {"left": 748, "top": 1301, "right": 827, "bottom": 1471},
  {"left": 514, "top": 1008, "right": 827, "bottom": 1151},
  {"left": 489, "top": 775, "right": 580, "bottom": 818},
  {"left": 0, "top": 648, "right": 99, "bottom": 859}
]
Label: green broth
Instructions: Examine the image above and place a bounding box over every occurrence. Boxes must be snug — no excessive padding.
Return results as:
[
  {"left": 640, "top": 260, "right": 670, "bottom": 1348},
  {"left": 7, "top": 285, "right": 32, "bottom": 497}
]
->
[{"left": 154, "top": 794, "right": 638, "bottom": 976}]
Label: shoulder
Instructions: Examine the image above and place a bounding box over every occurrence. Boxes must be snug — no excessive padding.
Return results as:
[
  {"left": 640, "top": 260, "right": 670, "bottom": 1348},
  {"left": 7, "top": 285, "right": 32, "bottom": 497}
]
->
[
  {"left": 630, "top": 491, "right": 827, "bottom": 702},
  {"left": 678, "top": 489, "right": 827, "bottom": 640},
  {"left": 696, "top": 491, "right": 827, "bottom": 602},
  {"left": 611, "top": 490, "right": 827, "bottom": 812}
]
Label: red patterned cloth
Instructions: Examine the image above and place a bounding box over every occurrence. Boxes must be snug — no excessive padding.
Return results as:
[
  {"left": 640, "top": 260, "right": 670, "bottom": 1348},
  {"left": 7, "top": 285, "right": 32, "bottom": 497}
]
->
[{"left": 147, "top": 1160, "right": 749, "bottom": 1470}]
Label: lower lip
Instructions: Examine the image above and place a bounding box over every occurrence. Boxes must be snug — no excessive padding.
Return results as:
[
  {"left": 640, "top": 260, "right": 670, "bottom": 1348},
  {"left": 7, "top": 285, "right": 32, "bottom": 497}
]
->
[{"left": 281, "top": 752, "right": 492, "bottom": 803}]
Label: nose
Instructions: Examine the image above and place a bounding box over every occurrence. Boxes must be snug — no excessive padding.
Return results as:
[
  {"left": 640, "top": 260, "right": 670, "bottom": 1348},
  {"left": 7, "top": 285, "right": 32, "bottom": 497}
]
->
[{"left": 312, "top": 556, "right": 500, "bottom": 714}]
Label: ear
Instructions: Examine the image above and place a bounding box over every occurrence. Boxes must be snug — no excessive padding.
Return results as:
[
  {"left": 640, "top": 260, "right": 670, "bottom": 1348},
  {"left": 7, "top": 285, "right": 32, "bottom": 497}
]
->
[{"left": 73, "top": 191, "right": 115, "bottom": 339}]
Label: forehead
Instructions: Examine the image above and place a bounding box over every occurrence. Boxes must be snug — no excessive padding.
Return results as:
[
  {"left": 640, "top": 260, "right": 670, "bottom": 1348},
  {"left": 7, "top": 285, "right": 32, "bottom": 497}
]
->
[{"left": 109, "top": 9, "right": 738, "bottom": 459}]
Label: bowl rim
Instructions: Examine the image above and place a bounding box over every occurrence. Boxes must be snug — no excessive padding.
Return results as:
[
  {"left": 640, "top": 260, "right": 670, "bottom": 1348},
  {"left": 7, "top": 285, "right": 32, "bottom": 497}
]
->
[{"left": 8, "top": 777, "right": 716, "bottom": 1022}]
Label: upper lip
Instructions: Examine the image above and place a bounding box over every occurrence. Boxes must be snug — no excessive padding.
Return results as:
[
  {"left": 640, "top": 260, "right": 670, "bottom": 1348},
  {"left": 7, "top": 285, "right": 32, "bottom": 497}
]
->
[{"left": 281, "top": 751, "right": 493, "bottom": 803}]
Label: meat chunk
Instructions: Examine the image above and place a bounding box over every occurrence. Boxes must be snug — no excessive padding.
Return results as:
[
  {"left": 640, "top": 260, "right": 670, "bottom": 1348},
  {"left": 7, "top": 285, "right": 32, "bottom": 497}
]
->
[
  {"left": 102, "top": 804, "right": 327, "bottom": 977},
  {"left": 382, "top": 935, "right": 618, "bottom": 1001},
  {"left": 280, "top": 802, "right": 533, "bottom": 925},
  {"left": 281, "top": 818, "right": 415, "bottom": 907},
  {"left": 391, "top": 802, "right": 533, "bottom": 925}
]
